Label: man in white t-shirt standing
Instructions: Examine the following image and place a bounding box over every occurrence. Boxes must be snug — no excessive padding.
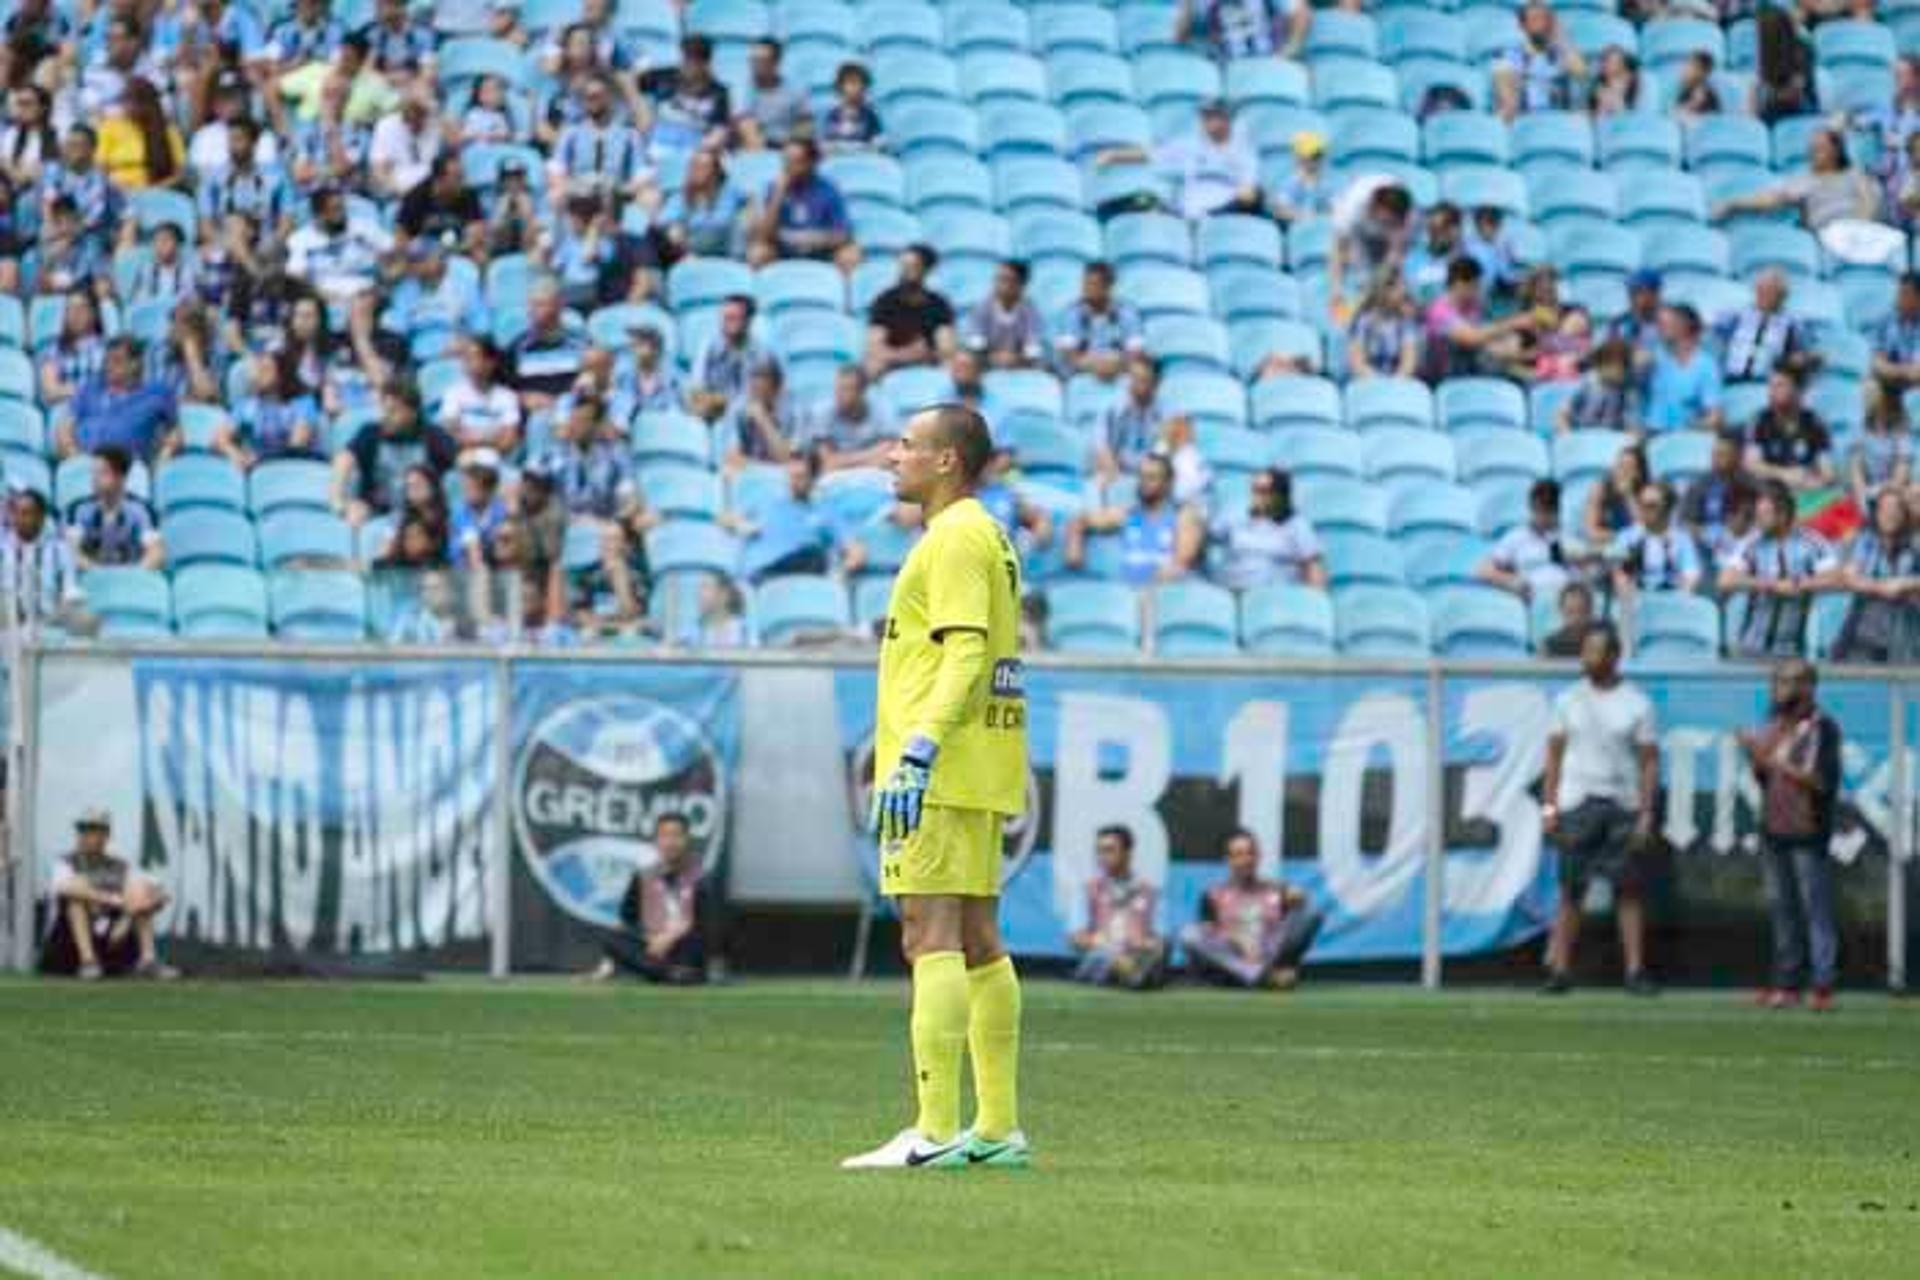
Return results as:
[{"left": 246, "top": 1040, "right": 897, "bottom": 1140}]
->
[{"left": 1540, "top": 625, "right": 1660, "bottom": 996}]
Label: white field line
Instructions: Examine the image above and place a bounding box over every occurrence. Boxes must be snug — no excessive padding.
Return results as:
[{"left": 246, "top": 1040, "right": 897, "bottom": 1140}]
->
[
  {"left": 20, "top": 1025, "right": 1914, "bottom": 1073},
  {"left": 0, "top": 1226, "right": 110, "bottom": 1280}
]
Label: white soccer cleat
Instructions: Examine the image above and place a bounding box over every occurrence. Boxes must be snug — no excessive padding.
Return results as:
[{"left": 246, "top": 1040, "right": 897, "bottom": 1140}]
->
[{"left": 838, "top": 1127, "right": 968, "bottom": 1170}]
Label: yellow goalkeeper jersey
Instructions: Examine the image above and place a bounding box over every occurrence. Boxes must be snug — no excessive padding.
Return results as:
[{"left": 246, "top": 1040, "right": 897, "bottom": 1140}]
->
[{"left": 873, "top": 496, "right": 1028, "bottom": 816}]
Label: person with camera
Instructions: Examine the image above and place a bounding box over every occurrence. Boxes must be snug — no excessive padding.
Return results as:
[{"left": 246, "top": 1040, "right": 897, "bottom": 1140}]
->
[{"left": 1539, "top": 625, "right": 1661, "bottom": 996}]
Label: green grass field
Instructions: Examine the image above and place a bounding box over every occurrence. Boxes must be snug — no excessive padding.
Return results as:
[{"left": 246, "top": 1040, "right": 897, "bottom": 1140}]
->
[{"left": 1, "top": 978, "right": 1916, "bottom": 1279}]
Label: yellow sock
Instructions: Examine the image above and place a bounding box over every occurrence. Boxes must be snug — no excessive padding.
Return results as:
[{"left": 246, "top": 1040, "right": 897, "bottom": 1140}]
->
[
  {"left": 966, "top": 956, "right": 1022, "bottom": 1140},
  {"left": 910, "top": 951, "right": 969, "bottom": 1142}
]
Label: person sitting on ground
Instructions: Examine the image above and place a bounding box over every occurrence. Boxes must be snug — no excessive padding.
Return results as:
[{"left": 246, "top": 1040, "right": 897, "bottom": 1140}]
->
[
  {"left": 1069, "top": 824, "right": 1167, "bottom": 990},
  {"left": 587, "top": 813, "right": 712, "bottom": 984},
  {"left": 40, "top": 808, "right": 179, "bottom": 981},
  {"left": 1180, "top": 828, "right": 1323, "bottom": 991}
]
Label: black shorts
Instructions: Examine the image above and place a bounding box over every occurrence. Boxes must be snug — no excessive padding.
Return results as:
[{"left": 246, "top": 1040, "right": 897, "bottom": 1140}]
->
[
  {"left": 1556, "top": 798, "right": 1644, "bottom": 896},
  {"left": 38, "top": 904, "right": 140, "bottom": 976}
]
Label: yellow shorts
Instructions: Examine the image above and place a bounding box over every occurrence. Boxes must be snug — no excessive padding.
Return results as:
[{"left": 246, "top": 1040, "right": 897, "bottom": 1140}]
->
[{"left": 880, "top": 804, "right": 1002, "bottom": 898}]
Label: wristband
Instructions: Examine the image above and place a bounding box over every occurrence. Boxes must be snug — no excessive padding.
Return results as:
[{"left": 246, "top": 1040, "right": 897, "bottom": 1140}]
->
[{"left": 902, "top": 735, "right": 939, "bottom": 767}]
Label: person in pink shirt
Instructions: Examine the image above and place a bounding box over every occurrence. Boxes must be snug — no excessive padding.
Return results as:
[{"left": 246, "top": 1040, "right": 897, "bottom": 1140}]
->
[
  {"left": 1180, "top": 829, "right": 1322, "bottom": 990},
  {"left": 1069, "top": 825, "right": 1167, "bottom": 990},
  {"left": 1421, "top": 256, "right": 1533, "bottom": 383}
]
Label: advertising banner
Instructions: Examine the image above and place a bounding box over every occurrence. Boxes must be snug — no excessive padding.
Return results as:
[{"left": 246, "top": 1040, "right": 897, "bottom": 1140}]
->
[{"left": 505, "top": 662, "right": 739, "bottom": 969}]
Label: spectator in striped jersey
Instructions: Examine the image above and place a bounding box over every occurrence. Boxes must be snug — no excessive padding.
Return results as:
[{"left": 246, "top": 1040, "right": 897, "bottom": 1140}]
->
[
  {"left": 64, "top": 447, "right": 163, "bottom": 571},
  {"left": 547, "top": 74, "right": 653, "bottom": 213},
  {"left": 1718, "top": 480, "right": 1839, "bottom": 659},
  {"left": 126, "top": 220, "right": 196, "bottom": 306},
  {"left": 196, "top": 117, "right": 293, "bottom": 242}
]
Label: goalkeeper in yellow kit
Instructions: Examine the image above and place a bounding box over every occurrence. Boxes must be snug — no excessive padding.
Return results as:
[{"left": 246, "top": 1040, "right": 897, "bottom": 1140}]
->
[{"left": 841, "top": 404, "right": 1031, "bottom": 1172}]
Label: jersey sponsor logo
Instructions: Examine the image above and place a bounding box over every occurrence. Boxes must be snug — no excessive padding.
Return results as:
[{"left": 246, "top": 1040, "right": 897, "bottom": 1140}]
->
[
  {"left": 513, "top": 696, "right": 726, "bottom": 929},
  {"left": 990, "top": 659, "right": 1025, "bottom": 699}
]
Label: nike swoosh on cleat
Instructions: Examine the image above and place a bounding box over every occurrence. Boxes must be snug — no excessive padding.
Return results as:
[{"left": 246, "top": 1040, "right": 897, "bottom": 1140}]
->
[
  {"left": 965, "top": 1143, "right": 1012, "bottom": 1164},
  {"left": 905, "top": 1142, "right": 964, "bottom": 1167}
]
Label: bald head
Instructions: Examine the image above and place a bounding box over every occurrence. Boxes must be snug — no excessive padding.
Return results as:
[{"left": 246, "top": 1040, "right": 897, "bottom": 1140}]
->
[{"left": 924, "top": 403, "right": 994, "bottom": 483}]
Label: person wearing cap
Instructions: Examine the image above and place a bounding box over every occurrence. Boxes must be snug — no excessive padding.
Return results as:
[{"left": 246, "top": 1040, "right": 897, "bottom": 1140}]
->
[
  {"left": 1175, "top": 0, "right": 1307, "bottom": 62},
  {"left": 41, "top": 809, "right": 179, "bottom": 981},
  {"left": 1052, "top": 260, "right": 1144, "bottom": 382},
  {"left": 1095, "top": 98, "right": 1260, "bottom": 223},
  {"left": 689, "top": 294, "right": 777, "bottom": 422},
  {"left": 1269, "top": 130, "right": 1329, "bottom": 224},
  {"left": 608, "top": 323, "right": 679, "bottom": 416},
  {"left": 802, "top": 365, "right": 893, "bottom": 471},
  {"left": 864, "top": 244, "right": 956, "bottom": 376},
  {"left": 331, "top": 379, "right": 458, "bottom": 527},
  {"left": 452, "top": 447, "right": 511, "bottom": 569},
  {"left": 817, "top": 60, "right": 882, "bottom": 153},
  {"left": 439, "top": 337, "right": 523, "bottom": 457},
  {"left": 1609, "top": 269, "right": 1666, "bottom": 372}
]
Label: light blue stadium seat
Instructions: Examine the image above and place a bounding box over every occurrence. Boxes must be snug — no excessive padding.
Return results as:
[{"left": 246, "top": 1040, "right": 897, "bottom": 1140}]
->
[
  {"left": 1632, "top": 593, "right": 1721, "bottom": 663},
  {"left": 848, "top": 513, "right": 919, "bottom": 579},
  {"left": 1106, "top": 211, "right": 1192, "bottom": 269},
  {"left": 851, "top": 205, "right": 923, "bottom": 257},
  {"left": 1617, "top": 169, "right": 1708, "bottom": 229},
  {"left": 1429, "top": 583, "right": 1531, "bottom": 657},
  {"left": 1308, "top": 9, "right": 1379, "bottom": 61},
  {"left": 258, "top": 510, "right": 354, "bottom": 568},
  {"left": 1641, "top": 223, "right": 1730, "bottom": 281},
  {"left": 268, "top": 570, "right": 368, "bottom": 641},
  {"left": 629, "top": 412, "right": 711, "bottom": 470},
  {"left": 748, "top": 574, "right": 850, "bottom": 644},
  {"left": 1647, "top": 432, "right": 1714, "bottom": 487},
  {"left": 154, "top": 456, "right": 245, "bottom": 515},
  {"left": 890, "top": 101, "right": 980, "bottom": 158},
  {"left": 1365, "top": 426, "right": 1456, "bottom": 487},
  {"left": 132, "top": 188, "right": 196, "bottom": 236},
  {"left": 0, "top": 399, "right": 44, "bottom": 457},
  {"left": 1149, "top": 580, "right": 1239, "bottom": 657},
  {"left": 1145, "top": 314, "right": 1230, "bottom": 373},
  {"left": 1422, "top": 111, "right": 1509, "bottom": 167},
  {"left": 172, "top": 564, "right": 269, "bottom": 638},
  {"left": 1817, "top": 64, "right": 1895, "bottom": 116},
  {"left": 727, "top": 463, "right": 787, "bottom": 518},
  {"left": 752, "top": 260, "right": 844, "bottom": 317},
  {"left": 1161, "top": 369, "right": 1247, "bottom": 429},
  {"left": 1345, "top": 377, "right": 1434, "bottom": 433},
  {"left": 1033, "top": 4, "right": 1119, "bottom": 56},
  {"left": 1194, "top": 421, "right": 1270, "bottom": 476},
  {"left": 436, "top": 36, "right": 529, "bottom": 91},
  {"left": 1527, "top": 168, "right": 1617, "bottom": 226},
  {"left": 247, "top": 459, "right": 332, "bottom": 519},
  {"left": 1719, "top": 381, "right": 1769, "bottom": 429},
  {"left": 1641, "top": 17, "right": 1724, "bottom": 78},
  {"left": 1239, "top": 582, "right": 1335, "bottom": 656},
  {"left": 0, "top": 294, "right": 25, "bottom": 348},
  {"left": 1458, "top": 429, "right": 1548, "bottom": 487},
  {"left": 1334, "top": 584, "right": 1430, "bottom": 656},
  {"left": 822, "top": 151, "right": 906, "bottom": 207},
  {"left": 1297, "top": 477, "right": 1388, "bottom": 533},
  {"left": 981, "top": 101, "right": 1070, "bottom": 157},
  {"left": 1066, "top": 101, "right": 1154, "bottom": 160},
  {"left": 1331, "top": 106, "right": 1419, "bottom": 167},
  {"left": 1130, "top": 48, "right": 1219, "bottom": 114},
  {"left": 1401, "top": 530, "right": 1492, "bottom": 591},
  {"left": 872, "top": 48, "right": 962, "bottom": 108},
  {"left": 1684, "top": 115, "right": 1770, "bottom": 174},
  {"left": 1562, "top": 10, "right": 1637, "bottom": 59},
  {"left": 1045, "top": 580, "right": 1140, "bottom": 652},
  {"left": 1808, "top": 591, "right": 1851, "bottom": 662},
  {"left": 1439, "top": 164, "right": 1527, "bottom": 219},
  {"left": 1209, "top": 266, "right": 1302, "bottom": 323},
  {"left": 1510, "top": 111, "right": 1594, "bottom": 170},
  {"left": 1000, "top": 416, "right": 1082, "bottom": 484},
  {"left": 1284, "top": 217, "right": 1331, "bottom": 275},
  {"left": 1239, "top": 103, "right": 1328, "bottom": 161},
  {"left": 52, "top": 456, "right": 92, "bottom": 514},
  {"left": 1840, "top": 273, "right": 1897, "bottom": 332},
  {"left": 1272, "top": 425, "right": 1362, "bottom": 478},
  {"left": 961, "top": 50, "right": 1049, "bottom": 106},
  {"left": 860, "top": 2, "right": 940, "bottom": 52},
  {"left": 1195, "top": 215, "right": 1282, "bottom": 273},
  {"left": 1390, "top": 483, "right": 1477, "bottom": 538},
  {"left": 1122, "top": 265, "right": 1211, "bottom": 320},
  {"left": 985, "top": 370, "right": 1065, "bottom": 422},
  {"left": 1815, "top": 18, "right": 1895, "bottom": 70},
  {"left": 993, "top": 156, "right": 1085, "bottom": 214},
  {"left": 1048, "top": 50, "right": 1134, "bottom": 107},
  {"left": 1381, "top": 11, "right": 1465, "bottom": 65},
  {"left": 1396, "top": 57, "right": 1489, "bottom": 115},
  {"left": 1437, "top": 378, "right": 1527, "bottom": 436},
  {"left": 1228, "top": 317, "right": 1319, "bottom": 379},
  {"left": 27, "top": 295, "right": 66, "bottom": 353},
  {"left": 638, "top": 466, "right": 723, "bottom": 522},
  {"left": 1730, "top": 223, "right": 1823, "bottom": 284},
  {"left": 668, "top": 257, "right": 756, "bottom": 312},
  {"left": 646, "top": 521, "right": 742, "bottom": 581},
  {"left": 687, "top": 0, "right": 769, "bottom": 45},
  {"left": 1550, "top": 220, "right": 1640, "bottom": 286},
  {"left": 1474, "top": 477, "right": 1534, "bottom": 539},
  {"left": 1598, "top": 114, "right": 1683, "bottom": 171},
  {"left": 1251, "top": 374, "right": 1342, "bottom": 432},
  {"left": 0, "top": 345, "right": 32, "bottom": 401},
  {"left": 81, "top": 568, "right": 172, "bottom": 637},
  {"left": 1310, "top": 57, "right": 1396, "bottom": 113},
  {"left": 879, "top": 365, "right": 954, "bottom": 417},
  {"left": 1117, "top": 2, "right": 1184, "bottom": 57},
  {"left": 1552, "top": 430, "right": 1631, "bottom": 485},
  {"left": 1322, "top": 529, "right": 1407, "bottom": 587},
  {"left": 778, "top": 0, "right": 854, "bottom": 45},
  {"left": 1768, "top": 115, "right": 1824, "bottom": 175},
  {"left": 903, "top": 154, "right": 991, "bottom": 218},
  {"left": 0, "top": 451, "right": 49, "bottom": 499},
  {"left": 946, "top": 1, "right": 1030, "bottom": 55}
]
